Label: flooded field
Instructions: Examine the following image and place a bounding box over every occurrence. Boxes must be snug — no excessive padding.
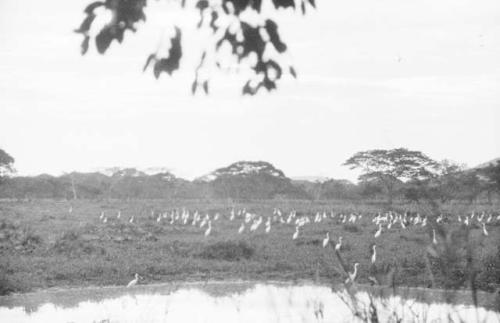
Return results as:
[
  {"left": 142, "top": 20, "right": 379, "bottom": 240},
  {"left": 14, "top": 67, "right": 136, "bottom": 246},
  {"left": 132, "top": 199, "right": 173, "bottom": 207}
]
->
[{"left": 1, "top": 281, "right": 499, "bottom": 323}]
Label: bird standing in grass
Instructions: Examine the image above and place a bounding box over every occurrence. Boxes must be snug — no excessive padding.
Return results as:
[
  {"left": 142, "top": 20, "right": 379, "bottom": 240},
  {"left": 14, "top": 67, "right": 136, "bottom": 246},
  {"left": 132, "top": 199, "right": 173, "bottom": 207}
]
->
[
  {"left": 204, "top": 220, "right": 212, "bottom": 237},
  {"left": 127, "top": 273, "right": 140, "bottom": 288},
  {"left": 238, "top": 222, "right": 245, "bottom": 234},
  {"left": 374, "top": 224, "right": 382, "bottom": 238},
  {"left": 292, "top": 226, "right": 300, "bottom": 240},
  {"left": 370, "top": 244, "right": 377, "bottom": 264},
  {"left": 482, "top": 222, "right": 489, "bottom": 236},
  {"left": 432, "top": 229, "right": 437, "bottom": 245},
  {"left": 129, "top": 216, "right": 134, "bottom": 224},
  {"left": 335, "top": 236, "right": 343, "bottom": 251},
  {"left": 322, "top": 232, "right": 330, "bottom": 248},
  {"left": 345, "top": 263, "right": 359, "bottom": 284}
]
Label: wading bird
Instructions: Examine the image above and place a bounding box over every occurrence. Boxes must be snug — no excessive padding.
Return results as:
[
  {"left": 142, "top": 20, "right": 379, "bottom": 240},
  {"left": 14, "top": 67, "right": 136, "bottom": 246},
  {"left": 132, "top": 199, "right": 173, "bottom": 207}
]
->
[
  {"left": 370, "top": 244, "right": 377, "bottom": 264},
  {"left": 322, "top": 232, "right": 330, "bottom": 248},
  {"left": 127, "top": 273, "right": 140, "bottom": 288},
  {"left": 335, "top": 236, "right": 343, "bottom": 251},
  {"left": 482, "top": 222, "right": 489, "bottom": 236},
  {"left": 345, "top": 263, "right": 359, "bottom": 284},
  {"left": 238, "top": 222, "right": 245, "bottom": 234},
  {"left": 292, "top": 226, "right": 300, "bottom": 240},
  {"left": 374, "top": 224, "right": 382, "bottom": 238},
  {"left": 432, "top": 229, "right": 437, "bottom": 245},
  {"left": 205, "top": 221, "right": 212, "bottom": 237}
]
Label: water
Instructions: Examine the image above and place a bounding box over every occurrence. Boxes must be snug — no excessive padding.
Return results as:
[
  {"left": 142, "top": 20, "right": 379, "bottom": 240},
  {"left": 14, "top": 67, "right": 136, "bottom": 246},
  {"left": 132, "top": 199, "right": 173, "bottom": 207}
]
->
[{"left": 0, "top": 281, "right": 499, "bottom": 323}]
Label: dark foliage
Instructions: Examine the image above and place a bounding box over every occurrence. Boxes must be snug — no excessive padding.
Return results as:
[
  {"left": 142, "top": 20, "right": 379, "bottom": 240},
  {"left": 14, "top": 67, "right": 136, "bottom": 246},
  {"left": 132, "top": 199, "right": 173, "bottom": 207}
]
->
[
  {"left": 76, "top": 0, "right": 315, "bottom": 95},
  {"left": 198, "top": 240, "right": 255, "bottom": 261}
]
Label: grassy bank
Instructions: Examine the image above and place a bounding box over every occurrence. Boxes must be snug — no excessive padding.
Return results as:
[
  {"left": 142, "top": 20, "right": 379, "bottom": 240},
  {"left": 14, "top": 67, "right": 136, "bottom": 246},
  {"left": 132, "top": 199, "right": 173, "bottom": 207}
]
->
[{"left": 0, "top": 199, "right": 499, "bottom": 295}]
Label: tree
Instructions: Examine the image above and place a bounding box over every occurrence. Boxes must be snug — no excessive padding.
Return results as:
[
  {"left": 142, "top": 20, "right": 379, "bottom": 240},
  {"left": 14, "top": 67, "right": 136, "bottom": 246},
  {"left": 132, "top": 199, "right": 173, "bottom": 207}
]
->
[
  {"left": 0, "top": 149, "right": 15, "bottom": 184},
  {"left": 343, "top": 148, "right": 439, "bottom": 205},
  {"left": 477, "top": 160, "right": 500, "bottom": 203},
  {"left": 75, "top": 0, "right": 315, "bottom": 95}
]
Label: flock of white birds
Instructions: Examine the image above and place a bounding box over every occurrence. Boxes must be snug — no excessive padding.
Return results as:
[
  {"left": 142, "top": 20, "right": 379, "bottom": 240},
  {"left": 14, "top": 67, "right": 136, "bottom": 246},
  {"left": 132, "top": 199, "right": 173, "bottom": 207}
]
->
[{"left": 84, "top": 206, "right": 499, "bottom": 288}]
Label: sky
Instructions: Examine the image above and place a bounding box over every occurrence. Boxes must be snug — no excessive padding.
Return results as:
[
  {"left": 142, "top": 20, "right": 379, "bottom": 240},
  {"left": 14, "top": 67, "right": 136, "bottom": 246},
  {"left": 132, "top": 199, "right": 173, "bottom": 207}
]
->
[{"left": 0, "top": 0, "right": 499, "bottom": 181}]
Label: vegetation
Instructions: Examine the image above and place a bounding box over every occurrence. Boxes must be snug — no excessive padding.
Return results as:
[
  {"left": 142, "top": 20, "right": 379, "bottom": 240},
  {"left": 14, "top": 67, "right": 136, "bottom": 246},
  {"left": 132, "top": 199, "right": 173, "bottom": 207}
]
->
[
  {"left": 75, "top": 0, "right": 315, "bottom": 95},
  {"left": 0, "top": 199, "right": 498, "bottom": 296},
  {"left": 0, "top": 148, "right": 15, "bottom": 184}
]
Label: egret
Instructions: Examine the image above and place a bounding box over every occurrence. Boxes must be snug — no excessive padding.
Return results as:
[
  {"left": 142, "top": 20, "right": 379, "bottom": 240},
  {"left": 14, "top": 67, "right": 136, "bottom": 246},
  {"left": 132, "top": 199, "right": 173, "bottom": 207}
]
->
[
  {"left": 292, "top": 226, "right": 299, "bottom": 240},
  {"left": 370, "top": 245, "right": 377, "bottom": 264},
  {"left": 432, "top": 229, "right": 437, "bottom": 245},
  {"left": 374, "top": 224, "right": 382, "bottom": 238},
  {"left": 204, "top": 221, "right": 212, "bottom": 237},
  {"left": 68, "top": 206, "right": 73, "bottom": 214},
  {"left": 335, "top": 236, "right": 343, "bottom": 251},
  {"left": 117, "top": 211, "right": 121, "bottom": 219},
  {"left": 238, "top": 222, "right": 245, "bottom": 234},
  {"left": 345, "top": 263, "right": 359, "bottom": 284},
  {"left": 322, "top": 232, "right": 330, "bottom": 248},
  {"left": 102, "top": 217, "right": 107, "bottom": 223},
  {"left": 482, "top": 222, "right": 489, "bottom": 236},
  {"left": 127, "top": 273, "right": 140, "bottom": 288},
  {"left": 129, "top": 216, "right": 134, "bottom": 224}
]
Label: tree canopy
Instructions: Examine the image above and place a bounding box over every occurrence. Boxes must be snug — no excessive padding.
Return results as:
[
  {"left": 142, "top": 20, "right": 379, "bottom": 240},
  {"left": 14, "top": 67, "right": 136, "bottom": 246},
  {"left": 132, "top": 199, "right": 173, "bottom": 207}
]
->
[
  {"left": 0, "top": 148, "right": 15, "bottom": 182},
  {"left": 75, "top": 0, "right": 315, "bottom": 95},
  {"left": 343, "top": 148, "right": 439, "bottom": 204}
]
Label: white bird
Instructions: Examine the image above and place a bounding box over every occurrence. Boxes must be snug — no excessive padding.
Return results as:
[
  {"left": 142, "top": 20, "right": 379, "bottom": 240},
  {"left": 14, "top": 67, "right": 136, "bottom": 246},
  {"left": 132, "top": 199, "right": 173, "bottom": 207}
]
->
[
  {"left": 374, "top": 224, "right": 382, "bottom": 238},
  {"left": 345, "top": 263, "right": 359, "bottom": 284},
  {"left": 292, "top": 226, "right": 300, "bottom": 240},
  {"left": 238, "top": 222, "right": 245, "bottom": 234},
  {"left": 204, "top": 221, "right": 212, "bottom": 237},
  {"left": 482, "top": 222, "right": 489, "bottom": 236},
  {"left": 102, "top": 217, "right": 107, "bottom": 223},
  {"left": 322, "top": 232, "right": 330, "bottom": 248},
  {"left": 370, "top": 245, "right": 377, "bottom": 264},
  {"left": 117, "top": 211, "right": 121, "bottom": 219},
  {"left": 129, "top": 216, "right": 134, "bottom": 224},
  {"left": 335, "top": 236, "right": 343, "bottom": 251},
  {"left": 432, "top": 229, "right": 437, "bottom": 245},
  {"left": 99, "top": 211, "right": 105, "bottom": 220},
  {"left": 68, "top": 206, "right": 73, "bottom": 214},
  {"left": 127, "top": 273, "right": 140, "bottom": 288}
]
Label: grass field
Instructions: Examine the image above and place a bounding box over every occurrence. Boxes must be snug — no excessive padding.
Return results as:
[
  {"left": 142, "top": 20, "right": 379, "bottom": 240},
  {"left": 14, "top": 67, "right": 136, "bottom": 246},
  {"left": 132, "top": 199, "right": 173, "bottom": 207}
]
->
[{"left": 0, "top": 199, "right": 499, "bottom": 295}]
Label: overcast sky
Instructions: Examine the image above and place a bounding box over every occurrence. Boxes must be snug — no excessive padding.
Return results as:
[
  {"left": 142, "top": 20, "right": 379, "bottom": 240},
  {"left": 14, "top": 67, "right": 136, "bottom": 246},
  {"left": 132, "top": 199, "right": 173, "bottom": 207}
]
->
[{"left": 0, "top": 0, "right": 499, "bottom": 181}]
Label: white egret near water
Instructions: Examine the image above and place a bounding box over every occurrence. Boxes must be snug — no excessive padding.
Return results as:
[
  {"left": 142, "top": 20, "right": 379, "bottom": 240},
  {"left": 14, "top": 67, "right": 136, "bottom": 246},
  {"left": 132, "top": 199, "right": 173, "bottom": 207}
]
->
[
  {"left": 126, "top": 273, "right": 140, "bottom": 288},
  {"left": 345, "top": 263, "right": 359, "bottom": 284}
]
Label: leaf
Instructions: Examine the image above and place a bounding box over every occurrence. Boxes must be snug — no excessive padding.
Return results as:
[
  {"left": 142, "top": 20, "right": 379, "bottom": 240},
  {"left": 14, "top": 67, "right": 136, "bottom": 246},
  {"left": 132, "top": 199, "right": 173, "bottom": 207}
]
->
[
  {"left": 81, "top": 35, "right": 90, "bottom": 55},
  {"left": 95, "top": 27, "right": 113, "bottom": 54},
  {"left": 265, "top": 19, "right": 287, "bottom": 53},
  {"left": 202, "top": 80, "right": 209, "bottom": 94},
  {"left": 143, "top": 54, "right": 156, "bottom": 72},
  {"left": 83, "top": 1, "right": 104, "bottom": 14},
  {"left": 191, "top": 80, "right": 198, "bottom": 95}
]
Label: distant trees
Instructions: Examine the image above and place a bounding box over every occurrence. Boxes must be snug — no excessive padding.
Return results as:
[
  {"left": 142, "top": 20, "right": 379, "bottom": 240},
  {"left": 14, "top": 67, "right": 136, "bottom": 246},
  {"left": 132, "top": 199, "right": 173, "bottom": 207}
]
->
[
  {"left": 0, "top": 149, "right": 15, "bottom": 184},
  {"left": 75, "top": 0, "right": 315, "bottom": 95},
  {"left": 343, "top": 148, "right": 439, "bottom": 205}
]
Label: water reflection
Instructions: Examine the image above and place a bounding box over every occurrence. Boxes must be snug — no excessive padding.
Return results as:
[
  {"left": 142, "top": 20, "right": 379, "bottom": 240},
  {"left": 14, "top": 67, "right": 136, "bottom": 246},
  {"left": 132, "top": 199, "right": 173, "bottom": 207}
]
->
[{"left": 0, "top": 282, "right": 498, "bottom": 323}]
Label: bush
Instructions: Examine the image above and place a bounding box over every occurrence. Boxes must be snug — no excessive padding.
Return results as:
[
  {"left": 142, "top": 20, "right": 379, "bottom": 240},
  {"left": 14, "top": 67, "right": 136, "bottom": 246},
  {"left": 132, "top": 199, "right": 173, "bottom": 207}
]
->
[
  {"left": 51, "top": 230, "right": 105, "bottom": 257},
  {"left": 343, "top": 224, "right": 361, "bottom": 233},
  {"left": 198, "top": 241, "right": 255, "bottom": 261}
]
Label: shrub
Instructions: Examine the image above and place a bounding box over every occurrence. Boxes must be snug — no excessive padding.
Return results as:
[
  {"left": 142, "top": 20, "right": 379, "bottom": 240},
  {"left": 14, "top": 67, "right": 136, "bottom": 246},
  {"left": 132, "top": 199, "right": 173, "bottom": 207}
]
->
[
  {"left": 343, "top": 224, "right": 361, "bottom": 233},
  {"left": 198, "top": 241, "right": 255, "bottom": 261}
]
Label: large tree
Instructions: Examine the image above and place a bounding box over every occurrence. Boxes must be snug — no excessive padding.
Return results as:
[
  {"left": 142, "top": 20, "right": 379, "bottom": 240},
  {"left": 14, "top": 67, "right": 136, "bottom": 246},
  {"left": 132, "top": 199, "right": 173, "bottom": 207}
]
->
[
  {"left": 343, "top": 148, "right": 439, "bottom": 204},
  {"left": 75, "top": 0, "right": 315, "bottom": 95},
  {"left": 0, "top": 149, "right": 15, "bottom": 184}
]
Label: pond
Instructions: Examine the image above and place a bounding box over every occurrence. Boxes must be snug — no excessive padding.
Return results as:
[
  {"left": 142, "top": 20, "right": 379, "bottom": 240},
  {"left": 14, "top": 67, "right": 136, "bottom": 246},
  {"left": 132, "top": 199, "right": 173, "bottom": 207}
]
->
[{"left": 0, "top": 281, "right": 499, "bottom": 323}]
